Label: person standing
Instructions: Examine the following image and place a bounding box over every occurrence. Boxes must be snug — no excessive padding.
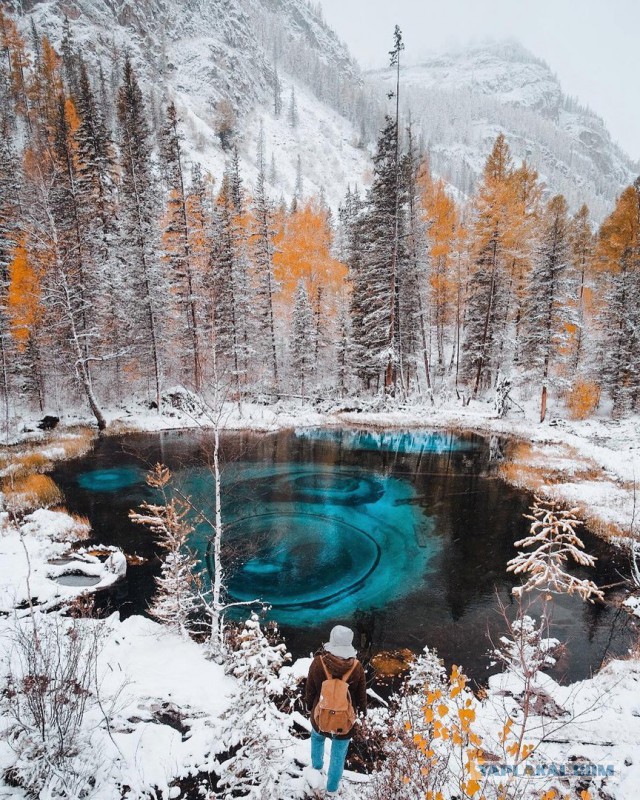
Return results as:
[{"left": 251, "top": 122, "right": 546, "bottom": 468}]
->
[{"left": 305, "top": 625, "right": 367, "bottom": 796}]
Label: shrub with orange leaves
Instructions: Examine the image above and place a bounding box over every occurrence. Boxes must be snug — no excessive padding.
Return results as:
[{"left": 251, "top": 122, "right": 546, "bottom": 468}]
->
[{"left": 566, "top": 379, "right": 601, "bottom": 420}]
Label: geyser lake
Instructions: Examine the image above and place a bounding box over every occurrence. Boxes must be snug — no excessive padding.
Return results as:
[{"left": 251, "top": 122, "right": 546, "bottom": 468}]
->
[{"left": 52, "top": 427, "right": 635, "bottom": 683}]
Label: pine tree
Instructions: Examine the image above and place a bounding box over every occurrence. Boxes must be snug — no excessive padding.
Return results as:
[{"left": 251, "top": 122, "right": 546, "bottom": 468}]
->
[
  {"left": 291, "top": 280, "right": 315, "bottom": 395},
  {"left": 48, "top": 94, "right": 108, "bottom": 429},
  {"left": 520, "top": 195, "right": 573, "bottom": 422},
  {"left": 384, "top": 25, "right": 405, "bottom": 392},
  {"left": 210, "top": 158, "right": 252, "bottom": 395},
  {"left": 117, "top": 56, "right": 163, "bottom": 410},
  {"left": 398, "top": 129, "right": 427, "bottom": 395},
  {"left": 251, "top": 144, "right": 279, "bottom": 390},
  {"left": 0, "top": 133, "right": 20, "bottom": 436},
  {"left": 272, "top": 63, "right": 282, "bottom": 118},
  {"left": 351, "top": 116, "right": 406, "bottom": 390},
  {"left": 293, "top": 153, "right": 303, "bottom": 210},
  {"left": 569, "top": 204, "right": 594, "bottom": 373},
  {"left": 287, "top": 85, "right": 298, "bottom": 129},
  {"left": 74, "top": 59, "right": 122, "bottom": 400},
  {"left": 161, "top": 101, "right": 202, "bottom": 391},
  {"left": 596, "top": 182, "right": 640, "bottom": 416},
  {"left": 218, "top": 614, "right": 294, "bottom": 799},
  {"left": 60, "top": 16, "right": 80, "bottom": 99}
]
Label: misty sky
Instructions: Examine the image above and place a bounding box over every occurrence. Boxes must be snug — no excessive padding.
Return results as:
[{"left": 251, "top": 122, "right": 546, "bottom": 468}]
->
[{"left": 318, "top": 0, "right": 640, "bottom": 162}]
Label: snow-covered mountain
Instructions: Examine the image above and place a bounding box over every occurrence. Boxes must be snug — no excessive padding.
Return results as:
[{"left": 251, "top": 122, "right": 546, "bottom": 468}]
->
[
  {"left": 369, "top": 40, "right": 639, "bottom": 219},
  {"left": 11, "top": 0, "right": 370, "bottom": 208},
  {"left": 8, "top": 3, "right": 638, "bottom": 218}
]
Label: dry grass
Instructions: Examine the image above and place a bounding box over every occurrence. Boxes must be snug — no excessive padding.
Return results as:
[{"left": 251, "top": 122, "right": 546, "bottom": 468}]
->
[
  {"left": 50, "top": 507, "right": 91, "bottom": 539},
  {"left": 3, "top": 474, "right": 64, "bottom": 513},
  {"left": 499, "top": 441, "right": 605, "bottom": 491},
  {"left": 499, "top": 440, "right": 631, "bottom": 542},
  {"left": 7, "top": 452, "right": 53, "bottom": 479},
  {"left": 59, "top": 429, "right": 95, "bottom": 460}
]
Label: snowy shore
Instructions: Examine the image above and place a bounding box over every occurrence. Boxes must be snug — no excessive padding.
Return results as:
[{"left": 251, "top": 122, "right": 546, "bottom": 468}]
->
[{"left": 1, "top": 398, "right": 640, "bottom": 798}]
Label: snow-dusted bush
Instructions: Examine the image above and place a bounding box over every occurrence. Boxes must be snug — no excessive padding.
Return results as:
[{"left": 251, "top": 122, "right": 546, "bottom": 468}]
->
[
  {"left": 493, "top": 611, "right": 560, "bottom": 681},
  {"left": 367, "top": 646, "right": 453, "bottom": 800},
  {"left": 217, "top": 614, "right": 296, "bottom": 799},
  {"left": 1, "top": 613, "right": 103, "bottom": 798}
]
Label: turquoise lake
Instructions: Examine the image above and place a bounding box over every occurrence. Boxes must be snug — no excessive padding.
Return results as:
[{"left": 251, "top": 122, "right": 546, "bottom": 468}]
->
[{"left": 52, "top": 427, "right": 636, "bottom": 682}]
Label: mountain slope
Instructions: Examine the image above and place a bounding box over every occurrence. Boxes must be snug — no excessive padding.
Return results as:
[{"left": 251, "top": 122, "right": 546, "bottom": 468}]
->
[
  {"left": 368, "top": 41, "right": 638, "bottom": 219},
  {"left": 14, "top": 0, "right": 370, "bottom": 207}
]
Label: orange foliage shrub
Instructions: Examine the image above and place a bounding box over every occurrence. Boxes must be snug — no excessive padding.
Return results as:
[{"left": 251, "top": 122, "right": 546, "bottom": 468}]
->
[{"left": 566, "top": 380, "right": 601, "bottom": 420}]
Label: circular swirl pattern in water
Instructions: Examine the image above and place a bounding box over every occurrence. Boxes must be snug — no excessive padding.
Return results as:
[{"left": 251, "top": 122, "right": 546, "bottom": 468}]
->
[
  {"left": 285, "top": 472, "right": 385, "bottom": 506},
  {"left": 215, "top": 512, "right": 381, "bottom": 610},
  {"left": 187, "top": 464, "right": 440, "bottom": 626},
  {"left": 77, "top": 466, "right": 143, "bottom": 492}
]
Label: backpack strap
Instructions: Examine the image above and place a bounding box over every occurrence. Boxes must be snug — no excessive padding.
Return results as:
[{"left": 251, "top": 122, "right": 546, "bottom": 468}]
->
[
  {"left": 341, "top": 660, "right": 358, "bottom": 683},
  {"left": 319, "top": 656, "right": 331, "bottom": 681},
  {"left": 319, "top": 656, "right": 358, "bottom": 682}
]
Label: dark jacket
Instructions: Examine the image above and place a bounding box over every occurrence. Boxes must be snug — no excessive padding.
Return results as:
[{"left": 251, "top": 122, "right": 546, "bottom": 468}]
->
[{"left": 306, "top": 650, "right": 367, "bottom": 740}]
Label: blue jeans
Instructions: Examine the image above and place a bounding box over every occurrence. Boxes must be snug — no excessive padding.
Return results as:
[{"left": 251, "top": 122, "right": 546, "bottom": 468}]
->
[{"left": 311, "top": 728, "right": 350, "bottom": 792}]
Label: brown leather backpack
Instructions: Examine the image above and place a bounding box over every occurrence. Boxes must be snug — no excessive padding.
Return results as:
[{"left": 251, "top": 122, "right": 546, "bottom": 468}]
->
[{"left": 313, "top": 657, "right": 358, "bottom": 736}]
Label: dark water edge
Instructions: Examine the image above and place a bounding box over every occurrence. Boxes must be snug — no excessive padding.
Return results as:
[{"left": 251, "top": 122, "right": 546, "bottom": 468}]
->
[{"left": 50, "top": 427, "right": 637, "bottom": 685}]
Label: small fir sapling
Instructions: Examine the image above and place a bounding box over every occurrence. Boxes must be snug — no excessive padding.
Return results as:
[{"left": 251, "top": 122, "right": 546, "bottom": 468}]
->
[
  {"left": 507, "top": 497, "right": 604, "bottom": 602},
  {"left": 129, "top": 463, "right": 201, "bottom": 637}
]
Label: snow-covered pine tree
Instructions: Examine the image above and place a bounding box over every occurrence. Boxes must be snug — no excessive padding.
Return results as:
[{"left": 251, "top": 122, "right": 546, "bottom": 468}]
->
[
  {"left": 398, "top": 129, "right": 428, "bottom": 395},
  {"left": 74, "top": 59, "right": 122, "bottom": 402},
  {"left": 161, "top": 101, "right": 203, "bottom": 391},
  {"left": 287, "top": 85, "right": 298, "bottom": 129},
  {"left": 116, "top": 56, "right": 164, "bottom": 411},
  {"left": 293, "top": 153, "right": 303, "bottom": 210},
  {"left": 596, "top": 181, "right": 640, "bottom": 416},
  {"left": 351, "top": 115, "right": 407, "bottom": 392},
  {"left": 218, "top": 613, "right": 294, "bottom": 800},
  {"left": 251, "top": 134, "right": 279, "bottom": 391},
  {"left": 0, "top": 132, "right": 20, "bottom": 436},
  {"left": 60, "top": 16, "right": 80, "bottom": 99},
  {"left": 384, "top": 25, "right": 405, "bottom": 394},
  {"left": 47, "top": 92, "right": 108, "bottom": 428},
  {"left": 520, "top": 194, "right": 574, "bottom": 422},
  {"left": 569, "top": 203, "right": 595, "bottom": 373},
  {"left": 210, "top": 157, "right": 252, "bottom": 397},
  {"left": 129, "top": 464, "right": 200, "bottom": 636},
  {"left": 291, "top": 280, "right": 315, "bottom": 396},
  {"left": 272, "top": 63, "right": 282, "bottom": 118}
]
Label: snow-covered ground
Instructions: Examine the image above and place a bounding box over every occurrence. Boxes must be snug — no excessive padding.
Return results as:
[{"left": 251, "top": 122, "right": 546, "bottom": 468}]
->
[
  {"left": 2, "top": 395, "right": 640, "bottom": 798},
  {"left": 0, "top": 509, "right": 125, "bottom": 614}
]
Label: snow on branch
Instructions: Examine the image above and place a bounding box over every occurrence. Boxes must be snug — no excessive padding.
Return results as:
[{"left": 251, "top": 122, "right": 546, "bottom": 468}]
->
[{"left": 507, "top": 496, "right": 604, "bottom": 602}]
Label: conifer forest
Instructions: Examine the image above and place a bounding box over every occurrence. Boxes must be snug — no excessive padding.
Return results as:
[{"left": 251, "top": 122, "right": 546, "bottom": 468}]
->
[{"left": 1, "top": 8, "right": 638, "bottom": 434}]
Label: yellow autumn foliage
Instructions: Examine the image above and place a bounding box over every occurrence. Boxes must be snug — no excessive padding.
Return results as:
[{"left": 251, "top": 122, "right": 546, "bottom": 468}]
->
[
  {"left": 7, "top": 238, "right": 42, "bottom": 349},
  {"left": 566, "top": 379, "right": 601, "bottom": 420}
]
